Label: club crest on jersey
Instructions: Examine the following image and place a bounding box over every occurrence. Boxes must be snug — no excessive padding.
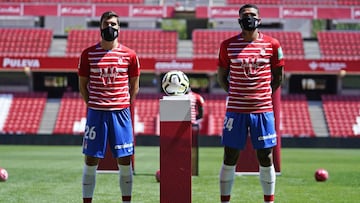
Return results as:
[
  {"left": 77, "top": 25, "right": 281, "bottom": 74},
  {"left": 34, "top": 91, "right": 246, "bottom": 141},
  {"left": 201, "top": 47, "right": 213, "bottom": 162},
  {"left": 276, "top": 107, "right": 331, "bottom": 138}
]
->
[
  {"left": 118, "top": 57, "right": 123, "bottom": 64},
  {"left": 260, "top": 48, "right": 266, "bottom": 56},
  {"left": 100, "top": 66, "right": 118, "bottom": 85}
]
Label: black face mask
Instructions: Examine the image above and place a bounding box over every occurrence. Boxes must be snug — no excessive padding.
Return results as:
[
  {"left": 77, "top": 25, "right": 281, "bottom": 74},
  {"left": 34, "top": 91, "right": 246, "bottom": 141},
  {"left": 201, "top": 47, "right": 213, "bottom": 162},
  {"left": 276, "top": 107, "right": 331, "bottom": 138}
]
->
[
  {"left": 238, "top": 16, "right": 260, "bottom": 31},
  {"left": 101, "top": 26, "right": 118, "bottom": 42}
]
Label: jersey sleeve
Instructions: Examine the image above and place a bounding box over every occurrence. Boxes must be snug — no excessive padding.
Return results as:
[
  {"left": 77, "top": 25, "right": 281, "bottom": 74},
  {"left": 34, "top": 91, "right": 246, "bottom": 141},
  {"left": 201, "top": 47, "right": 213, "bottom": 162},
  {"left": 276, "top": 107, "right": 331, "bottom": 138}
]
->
[
  {"left": 217, "top": 40, "right": 230, "bottom": 70},
  {"left": 77, "top": 48, "right": 90, "bottom": 77},
  {"left": 271, "top": 38, "right": 285, "bottom": 68},
  {"left": 196, "top": 94, "right": 205, "bottom": 106},
  {"left": 128, "top": 52, "right": 140, "bottom": 78}
]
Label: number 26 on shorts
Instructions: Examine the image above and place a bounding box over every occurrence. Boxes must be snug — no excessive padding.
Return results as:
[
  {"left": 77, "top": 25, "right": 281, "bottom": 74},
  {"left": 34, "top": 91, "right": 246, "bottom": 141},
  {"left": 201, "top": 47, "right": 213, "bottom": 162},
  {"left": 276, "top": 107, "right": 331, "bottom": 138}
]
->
[{"left": 84, "top": 125, "right": 96, "bottom": 140}]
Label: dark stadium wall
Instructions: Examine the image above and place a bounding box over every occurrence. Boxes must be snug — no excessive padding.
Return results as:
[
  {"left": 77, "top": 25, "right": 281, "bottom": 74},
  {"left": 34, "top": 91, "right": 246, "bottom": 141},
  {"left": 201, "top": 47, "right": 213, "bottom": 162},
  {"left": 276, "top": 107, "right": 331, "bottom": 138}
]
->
[
  {"left": 32, "top": 72, "right": 79, "bottom": 98},
  {"left": 289, "top": 74, "right": 338, "bottom": 100}
]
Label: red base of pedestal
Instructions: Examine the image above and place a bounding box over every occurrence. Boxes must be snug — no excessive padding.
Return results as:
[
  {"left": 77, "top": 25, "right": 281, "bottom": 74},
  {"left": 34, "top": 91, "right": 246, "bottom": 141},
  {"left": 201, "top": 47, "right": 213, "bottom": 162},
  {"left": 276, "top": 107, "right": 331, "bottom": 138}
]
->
[
  {"left": 160, "top": 121, "right": 192, "bottom": 203},
  {"left": 97, "top": 145, "right": 118, "bottom": 171}
]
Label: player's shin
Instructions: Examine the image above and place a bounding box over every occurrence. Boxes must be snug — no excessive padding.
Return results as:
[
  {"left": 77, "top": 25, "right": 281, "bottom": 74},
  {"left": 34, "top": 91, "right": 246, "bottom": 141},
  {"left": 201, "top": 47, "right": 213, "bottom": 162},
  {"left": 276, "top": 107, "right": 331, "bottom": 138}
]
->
[
  {"left": 82, "top": 164, "right": 98, "bottom": 202},
  {"left": 220, "top": 164, "right": 236, "bottom": 203},
  {"left": 259, "top": 164, "right": 276, "bottom": 203},
  {"left": 119, "top": 164, "right": 133, "bottom": 203}
]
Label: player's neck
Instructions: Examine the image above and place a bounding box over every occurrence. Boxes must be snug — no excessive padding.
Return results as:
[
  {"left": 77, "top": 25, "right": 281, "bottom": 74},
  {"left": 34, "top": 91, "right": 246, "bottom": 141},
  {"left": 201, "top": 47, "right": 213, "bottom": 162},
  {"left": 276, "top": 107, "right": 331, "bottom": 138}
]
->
[
  {"left": 101, "top": 40, "right": 118, "bottom": 50},
  {"left": 241, "top": 30, "right": 259, "bottom": 42}
]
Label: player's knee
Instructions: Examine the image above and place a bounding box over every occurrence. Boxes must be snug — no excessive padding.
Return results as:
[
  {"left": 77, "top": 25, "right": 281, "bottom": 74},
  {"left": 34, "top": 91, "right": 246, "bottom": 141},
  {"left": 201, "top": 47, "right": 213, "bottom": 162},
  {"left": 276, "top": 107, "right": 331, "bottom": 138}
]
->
[
  {"left": 223, "top": 147, "right": 240, "bottom": 165},
  {"left": 117, "top": 156, "right": 131, "bottom": 165},
  {"left": 256, "top": 148, "right": 273, "bottom": 167},
  {"left": 85, "top": 156, "right": 99, "bottom": 166}
]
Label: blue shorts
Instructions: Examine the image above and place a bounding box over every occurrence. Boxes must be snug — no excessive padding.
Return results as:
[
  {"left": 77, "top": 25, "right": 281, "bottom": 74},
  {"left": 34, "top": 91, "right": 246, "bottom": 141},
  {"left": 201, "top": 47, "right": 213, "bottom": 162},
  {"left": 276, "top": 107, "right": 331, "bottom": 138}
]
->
[
  {"left": 82, "top": 107, "right": 134, "bottom": 158},
  {"left": 221, "top": 112, "right": 277, "bottom": 150}
]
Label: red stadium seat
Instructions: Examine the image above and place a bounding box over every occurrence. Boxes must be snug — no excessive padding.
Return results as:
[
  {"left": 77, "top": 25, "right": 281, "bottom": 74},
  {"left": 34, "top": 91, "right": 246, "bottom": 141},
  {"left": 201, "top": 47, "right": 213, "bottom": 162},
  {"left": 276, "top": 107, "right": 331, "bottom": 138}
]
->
[
  {"left": 318, "top": 31, "right": 360, "bottom": 60},
  {"left": 202, "top": 94, "right": 227, "bottom": 136},
  {"left": 1, "top": 92, "right": 47, "bottom": 134},
  {"left": 0, "top": 28, "right": 52, "bottom": 57},
  {"left": 281, "top": 94, "right": 315, "bottom": 137},
  {"left": 322, "top": 94, "right": 360, "bottom": 137},
  {"left": 134, "top": 94, "right": 162, "bottom": 136},
  {"left": 225, "top": 0, "right": 358, "bottom": 6},
  {"left": 0, "top": 0, "right": 144, "bottom": 3},
  {"left": 53, "top": 92, "right": 87, "bottom": 135}
]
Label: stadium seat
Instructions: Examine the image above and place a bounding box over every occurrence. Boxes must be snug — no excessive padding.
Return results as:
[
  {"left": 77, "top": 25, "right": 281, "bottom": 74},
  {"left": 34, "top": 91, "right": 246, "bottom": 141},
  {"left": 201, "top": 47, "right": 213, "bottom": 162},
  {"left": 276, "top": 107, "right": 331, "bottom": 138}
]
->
[
  {"left": 1, "top": 92, "right": 47, "bottom": 134},
  {"left": 0, "top": 94, "right": 13, "bottom": 132},
  {"left": 318, "top": 31, "right": 360, "bottom": 60},
  {"left": 0, "top": 0, "right": 144, "bottom": 3},
  {"left": 134, "top": 94, "right": 162, "bottom": 136},
  {"left": 0, "top": 28, "right": 52, "bottom": 57},
  {"left": 192, "top": 29, "right": 305, "bottom": 59},
  {"left": 322, "top": 94, "right": 360, "bottom": 137},
  {"left": 225, "top": 0, "right": 354, "bottom": 6},
  {"left": 66, "top": 29, "right": 178, "bottom": 58},
  {"left": 53, "top": 92, "right": 87, "bottom": 135},
  {"left": 202, "top": 94, "right": 227, "bottom": 136},
  {"left": 281, "top": 94, "right": 315, "bottom": 137}
]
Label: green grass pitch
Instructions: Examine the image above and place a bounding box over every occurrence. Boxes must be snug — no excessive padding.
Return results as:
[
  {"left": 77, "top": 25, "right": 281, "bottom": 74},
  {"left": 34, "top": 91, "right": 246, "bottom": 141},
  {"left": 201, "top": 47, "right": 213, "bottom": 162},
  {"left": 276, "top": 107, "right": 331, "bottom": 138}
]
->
[{"left": 0, "top": 145, "right": 359, "bottom": 203}]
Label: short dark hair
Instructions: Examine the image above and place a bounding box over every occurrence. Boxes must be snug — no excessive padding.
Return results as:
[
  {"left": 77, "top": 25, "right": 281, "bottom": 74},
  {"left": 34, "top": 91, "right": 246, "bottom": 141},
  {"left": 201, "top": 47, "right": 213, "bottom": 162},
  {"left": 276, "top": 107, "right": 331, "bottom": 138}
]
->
[
  {"left": 239, "top": 4, "right": 259, "bottom": 16},
  {"left": 100, "top": 11, "right": 120, "bottom": 26}
]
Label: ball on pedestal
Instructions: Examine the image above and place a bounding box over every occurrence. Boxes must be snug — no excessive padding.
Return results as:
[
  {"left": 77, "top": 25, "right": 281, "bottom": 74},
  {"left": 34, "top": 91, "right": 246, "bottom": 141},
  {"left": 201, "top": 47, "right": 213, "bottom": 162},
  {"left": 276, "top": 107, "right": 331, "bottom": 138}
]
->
[{"left": 161, "top": 70, "right": 189, "bottom": 96}]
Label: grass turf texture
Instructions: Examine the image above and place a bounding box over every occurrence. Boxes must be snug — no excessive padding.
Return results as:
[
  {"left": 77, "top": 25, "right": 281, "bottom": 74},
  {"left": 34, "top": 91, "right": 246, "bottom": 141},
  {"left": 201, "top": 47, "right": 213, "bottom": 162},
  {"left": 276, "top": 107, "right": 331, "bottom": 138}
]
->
[{"left": 0, "top": 145, "right": 359, "bottom": 203}]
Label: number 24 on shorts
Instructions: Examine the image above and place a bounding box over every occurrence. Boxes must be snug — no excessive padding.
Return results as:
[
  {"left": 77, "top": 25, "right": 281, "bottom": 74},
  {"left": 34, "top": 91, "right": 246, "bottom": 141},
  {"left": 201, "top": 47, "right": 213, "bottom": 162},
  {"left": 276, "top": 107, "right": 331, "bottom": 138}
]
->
[{"left": 223, "top": 117, "right": 234, "bottom": 131}]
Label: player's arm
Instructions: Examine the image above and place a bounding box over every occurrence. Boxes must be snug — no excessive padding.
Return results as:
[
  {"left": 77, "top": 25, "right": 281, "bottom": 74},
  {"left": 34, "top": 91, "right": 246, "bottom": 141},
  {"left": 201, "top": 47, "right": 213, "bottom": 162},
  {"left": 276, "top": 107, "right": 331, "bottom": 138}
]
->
[
  {"left": 78, "top": 76, "right": 89, "bottom": 105},
  {"left": 217, "top": 66, "right": 229, "bottom": 93},
  {"left": 129, "top": 76, "right": 139, "bottom": 104},
  {"left": 196, "top": 95, "right": 205, "bottom": 120},
  {"left": 270, "top": 38, "right": 285, "bottom": 93},
  {"left": 197, "top": 105, "right": 204, "bottom": 120},
  {"left": 271, "top": 66, "right": 283, "bottom": 92}
]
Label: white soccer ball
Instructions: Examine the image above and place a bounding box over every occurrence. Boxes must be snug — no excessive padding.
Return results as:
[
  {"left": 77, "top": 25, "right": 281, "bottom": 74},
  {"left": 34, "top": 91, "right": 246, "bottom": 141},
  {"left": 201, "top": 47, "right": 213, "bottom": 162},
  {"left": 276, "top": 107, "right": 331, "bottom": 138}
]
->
[{"left": 161, "top": 70, "right": 190, "bottom": 96}]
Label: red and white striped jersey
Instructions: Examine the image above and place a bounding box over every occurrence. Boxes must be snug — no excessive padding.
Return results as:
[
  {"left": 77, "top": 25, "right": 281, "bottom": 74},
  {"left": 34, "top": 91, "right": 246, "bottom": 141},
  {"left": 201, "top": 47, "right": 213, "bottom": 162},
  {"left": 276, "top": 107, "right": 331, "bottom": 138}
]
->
[
  {"left": 78, "top": 43, "right": 140, "bottom": 111},
  {"left": 218, "top": 32, "right": 284, "bottom": 113},
  {"left": 188, "top": 91, "right": 205, "bottom": 124}
]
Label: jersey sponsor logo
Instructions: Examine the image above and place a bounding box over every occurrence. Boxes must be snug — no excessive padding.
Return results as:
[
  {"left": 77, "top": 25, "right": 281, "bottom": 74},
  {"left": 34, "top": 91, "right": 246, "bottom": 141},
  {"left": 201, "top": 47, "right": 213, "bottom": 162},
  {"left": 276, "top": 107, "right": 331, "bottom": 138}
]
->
[
  {"left": 100, "top": 66, "right": 119, "bottom": 85},
  {"left": 241, "top": 57, "right": 259, "bottom": 75}
]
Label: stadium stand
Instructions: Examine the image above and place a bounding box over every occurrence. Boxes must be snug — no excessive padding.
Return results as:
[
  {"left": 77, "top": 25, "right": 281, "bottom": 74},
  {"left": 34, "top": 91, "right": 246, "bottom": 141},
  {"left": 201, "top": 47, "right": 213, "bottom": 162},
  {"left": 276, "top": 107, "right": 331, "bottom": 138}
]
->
[
  {"left": 192, "top": 29, "right": 305, "bottom": 59},
  {"left": 0, "top": 0, "right": 144, "bottom": 3},
  {"left": 0, "top": 92, "right": 47, "bottom": 134},
  {"left": 0, "top": 28, "right": 53, "bottom": 57},
  {"left": 317, "top": 31, "right": 360, "bottom": 60},
  {"left": 134, "top": 94, "right": 162, "bottom": 135},
  {"left": 66, "top": 29, "right": 178, "bottom": 58},
  {"left": 322, "top": 94, "right": 360, "bottom": 137},
  {"left": 226, "top": 0, "right": 360, "bottom": 5},
  {"left": 53, "top": 92, "right": 87, "bottom": 135},
  {"left": 0, "top": 94, "right": 12, "bottom": 132},
  {"left": 203, "top": 94, "right": 227, "bottom": 136},
  {"left": 280, "top": 94, "right": 315, "bottom": 137}
]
